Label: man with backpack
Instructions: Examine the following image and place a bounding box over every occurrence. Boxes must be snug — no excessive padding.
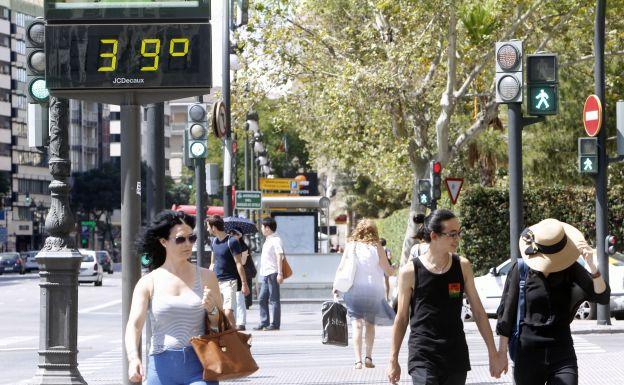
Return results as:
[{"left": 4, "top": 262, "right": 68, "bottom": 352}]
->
[{"left": 208, "top": 215, "right": 249, "bottom": 326}]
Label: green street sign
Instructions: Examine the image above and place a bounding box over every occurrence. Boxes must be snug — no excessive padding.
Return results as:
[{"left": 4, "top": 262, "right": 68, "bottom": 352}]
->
[
  {"left": 527, "top": 84, "right": 558, "bottom": 115},
  {"left": 579, "top": 155, "right": 598, "bottom": 174},
  {"left": 235, "top": 191, "right": 262, "bottom": 209}
]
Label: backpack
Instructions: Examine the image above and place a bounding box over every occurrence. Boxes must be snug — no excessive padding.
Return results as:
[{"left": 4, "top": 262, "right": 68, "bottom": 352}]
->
[{"left": 508, "top": 259, "right": 529, "bottom": 362}]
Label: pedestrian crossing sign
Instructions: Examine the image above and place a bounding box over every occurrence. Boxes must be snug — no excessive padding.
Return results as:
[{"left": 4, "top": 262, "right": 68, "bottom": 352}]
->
[
  {"left": 579, "top": 155, "right": 598, "bottom": 174},
  {"left": 527, "top": 84, "right": 558, "bottom": 116}
]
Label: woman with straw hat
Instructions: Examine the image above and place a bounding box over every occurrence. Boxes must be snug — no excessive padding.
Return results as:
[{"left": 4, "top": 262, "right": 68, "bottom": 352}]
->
[{"left": 495, "top": 218, "right": 610, "bottom": 385}]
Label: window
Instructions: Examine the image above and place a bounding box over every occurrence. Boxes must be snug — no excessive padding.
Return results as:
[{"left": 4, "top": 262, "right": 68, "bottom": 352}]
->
[
  {"left": 0, "top": 142, "right": 10, "bottom": 156},
  {"left": 0, "top": 61, "right": 10, "bottom": 75},
  {"left": 0, "top": 34, "right": 9, "bottom": 48},
  {"left": 17, "top": 179, "right": 50, "bottom": 195},
  {"left": 0, "top": 7, "right": 9, "bottom": 21}
]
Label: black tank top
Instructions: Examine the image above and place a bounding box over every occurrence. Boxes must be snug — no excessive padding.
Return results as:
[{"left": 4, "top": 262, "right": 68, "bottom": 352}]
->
[{"left": 408, "top": 254, "right": 470, "bottom": 375}]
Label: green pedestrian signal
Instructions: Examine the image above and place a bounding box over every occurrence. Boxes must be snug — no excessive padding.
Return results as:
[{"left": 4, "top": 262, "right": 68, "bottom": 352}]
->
[
  {"left": 579, "top": 156, "right": 598, "bottom": 174},
  {"left": 578, "top": 137, "right": 598, "bottom": 174},
  {"left": 526, "top": 54, "right": 558, "bottom": 116},
  {"left": 527, "top": 85, "right": 557, "bottom": 115}
]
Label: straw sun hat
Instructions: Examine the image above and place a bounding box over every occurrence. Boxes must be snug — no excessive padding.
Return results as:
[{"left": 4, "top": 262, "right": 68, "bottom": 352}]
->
[{"left": 519, "top": 218, "right": 585, "bottom": 273}]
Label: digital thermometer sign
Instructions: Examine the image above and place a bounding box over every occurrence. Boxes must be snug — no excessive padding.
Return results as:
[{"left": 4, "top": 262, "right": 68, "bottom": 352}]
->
[{"left": 46, "top": 23, "right": 211, "bottom": 91}]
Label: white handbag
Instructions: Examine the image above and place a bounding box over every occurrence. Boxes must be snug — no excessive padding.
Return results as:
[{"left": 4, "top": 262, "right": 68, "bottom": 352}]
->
[{"left": 333, "top": 243, "right": 357, "bottom": 293}]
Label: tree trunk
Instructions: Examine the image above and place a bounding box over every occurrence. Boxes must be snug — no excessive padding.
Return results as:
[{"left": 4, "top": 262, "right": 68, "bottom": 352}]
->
[{"left": 400, "top": 161, "right": 429, "bottom": 265}]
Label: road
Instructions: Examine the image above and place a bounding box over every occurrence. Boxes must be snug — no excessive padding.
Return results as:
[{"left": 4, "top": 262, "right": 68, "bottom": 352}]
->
[{"left": 1, "top": 273, "right": 624, "bottom": 384}]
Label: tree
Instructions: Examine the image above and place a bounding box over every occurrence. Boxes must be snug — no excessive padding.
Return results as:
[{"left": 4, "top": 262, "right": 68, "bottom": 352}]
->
[
  {"left": 235, "top": 0, "right": 593, "bottom": 262},
  {"left": 71, "top": 162, "right": 121, "bottom": 248}
]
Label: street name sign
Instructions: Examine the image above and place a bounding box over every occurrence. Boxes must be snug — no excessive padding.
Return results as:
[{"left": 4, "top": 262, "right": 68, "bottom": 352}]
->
[
  {"left": 444, "top": 178, "right": 464, "bottom": 205},
  {"left": 259, "top": 178, "right": 298, "bottom": 192},
  {"left": 583, "top": 95, "right": 602, "bottom": 137},
  {"left": 235, "top": 191, "right": 262, "bottom": 210}
]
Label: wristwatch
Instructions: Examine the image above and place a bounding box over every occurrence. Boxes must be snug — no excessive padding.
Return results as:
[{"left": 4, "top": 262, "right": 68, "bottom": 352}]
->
[{"left": 591, "top": 270, "right": 601, "bottom": 279}]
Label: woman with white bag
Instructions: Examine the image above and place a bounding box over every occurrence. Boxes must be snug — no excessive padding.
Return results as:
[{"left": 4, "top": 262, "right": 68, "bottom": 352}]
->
[{"left": 333, "top": 219, "right": 396, "bottom": 369}]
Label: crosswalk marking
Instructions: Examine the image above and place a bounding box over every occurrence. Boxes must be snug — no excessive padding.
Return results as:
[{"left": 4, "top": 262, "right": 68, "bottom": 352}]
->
[{"left": 78, "top": 347, "right": 123, "bottom": 375}]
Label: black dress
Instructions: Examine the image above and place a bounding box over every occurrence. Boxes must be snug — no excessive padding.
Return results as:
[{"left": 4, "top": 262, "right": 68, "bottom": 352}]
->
[{"left": 408, "top": 254, "right": 471, "bottom": 377}]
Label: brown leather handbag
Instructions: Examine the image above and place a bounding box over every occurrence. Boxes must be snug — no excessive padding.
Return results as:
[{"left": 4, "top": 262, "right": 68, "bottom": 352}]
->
[
  {"left": 281, "top": 256, "right": 293, "bottom": 279},
  {"left": 190, "top": 309, "right": 259, "bottom": 381}
]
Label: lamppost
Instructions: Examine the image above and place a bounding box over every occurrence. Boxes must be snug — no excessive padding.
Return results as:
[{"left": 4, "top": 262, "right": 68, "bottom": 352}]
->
[{"left": 29, "top": 199, "right": 36, "bottom": 250}]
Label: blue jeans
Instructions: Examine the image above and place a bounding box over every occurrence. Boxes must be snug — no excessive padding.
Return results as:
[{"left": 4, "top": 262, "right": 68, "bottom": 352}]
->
[
  {"left": 258, "top": 273, "right": 281, "bottom": 328},
  {"left": 147, "top": 347, "right": 218, "bottom": 385}
]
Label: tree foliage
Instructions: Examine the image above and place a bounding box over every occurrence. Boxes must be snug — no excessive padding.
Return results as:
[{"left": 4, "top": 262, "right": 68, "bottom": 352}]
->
[{"left": 234, "top": 1, "right": 624, "bottom": 261}]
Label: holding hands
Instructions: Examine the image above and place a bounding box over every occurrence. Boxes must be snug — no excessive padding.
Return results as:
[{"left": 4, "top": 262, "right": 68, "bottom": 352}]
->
[{"left": 488, "top": 349, "right": 508, "bottom": 379}]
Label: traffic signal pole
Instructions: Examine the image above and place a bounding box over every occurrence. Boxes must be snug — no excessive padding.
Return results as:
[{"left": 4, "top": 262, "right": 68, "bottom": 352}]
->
[
  {"left": 195, "top": 158, "right": 207, "bottom": 268},
  {"left": 508, "top": 103, "right": 522, "bottom": 264},
  {"left": 222, "top": 0, "right": 233, "bottom": 217},
  {"left": 146, "top": 103, "right": 165, "bottom": 220},
  {"left": 121, "top": 105, "right": 142, "bottom": 385},
  {"left": 594, "top": 0, "right": 610, "bottom": 325}
]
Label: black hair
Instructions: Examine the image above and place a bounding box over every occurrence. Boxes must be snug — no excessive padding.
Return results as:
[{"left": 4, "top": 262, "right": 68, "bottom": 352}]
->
[
  {"left": 414, "top": 209, "right": 456, "bottom": 243},
  {"left": 380, "top": 238, "right": 387, "bottom": 246},
  {"left": 207, "top": 215, "right": 225, "bottom": 231},
  {"left": 262, "top": 217, "right": 277, "bottom": 232},
  {"left": 136, "top": 210, "right": 196, "bottom": 270}
]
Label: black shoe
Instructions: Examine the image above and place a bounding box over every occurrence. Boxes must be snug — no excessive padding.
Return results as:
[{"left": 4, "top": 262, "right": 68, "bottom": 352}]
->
[
  {"left": 266, "top": 325, "right": 280, "bottom": 331},
  {"left": 252, "top": 325, "right": 268, "bottom": 331},
  {"left": 236, "top": 325, "right": 246, "bottom": 331}
]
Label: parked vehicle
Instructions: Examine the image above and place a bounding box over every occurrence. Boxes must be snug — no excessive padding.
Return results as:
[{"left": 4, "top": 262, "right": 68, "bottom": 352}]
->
[
  {"left": 0, "top": 252, "right": 26, "bottom": 274},
  {"left": 97, "top": 251, "right": 113, "bottom": 274},
  {"left": 463, "top": 254, "right": 624, "bottom": 321},
  {"left": 20, "top": 251, "right": 40, "bottom": 273},
  {"left": 78, "top": 251, "right": 103, "bottom": 286},
  {"left": 79, "top": 249, "right": 113, "bottom": 274}
]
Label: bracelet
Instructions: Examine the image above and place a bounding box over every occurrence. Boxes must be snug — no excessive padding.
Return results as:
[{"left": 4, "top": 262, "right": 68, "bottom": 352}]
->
[
  {"left": 208, "top": 305, "right": 218, "bottom": 316},
  {"left": 591, "top": 270, "right": 601, "bottom": 279}
]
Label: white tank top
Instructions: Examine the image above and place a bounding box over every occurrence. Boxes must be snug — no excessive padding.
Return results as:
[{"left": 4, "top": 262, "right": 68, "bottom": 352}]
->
[{"left": 148, "top": 267, "right": 205, "bottom": 354}]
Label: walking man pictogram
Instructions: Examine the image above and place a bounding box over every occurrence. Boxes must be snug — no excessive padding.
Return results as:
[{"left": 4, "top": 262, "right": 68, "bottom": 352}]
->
[{"left": 536, "top": 89, "right": 550, "bottom": 109}]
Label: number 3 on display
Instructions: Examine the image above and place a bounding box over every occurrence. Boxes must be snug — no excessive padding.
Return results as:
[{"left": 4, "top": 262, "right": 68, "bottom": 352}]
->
[{"left": 97, "top": 38, "right": 190, "bottom": 72}]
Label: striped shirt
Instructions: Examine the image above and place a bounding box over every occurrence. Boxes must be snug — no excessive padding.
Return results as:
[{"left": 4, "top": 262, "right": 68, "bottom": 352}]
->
[{"left": 148, "top": 267, "right": 205, "bottom": 355}]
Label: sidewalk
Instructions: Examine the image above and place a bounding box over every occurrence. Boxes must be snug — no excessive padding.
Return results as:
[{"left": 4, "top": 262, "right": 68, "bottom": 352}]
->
[{"left": 463, "top": 318, "right": 624, "bottom": 336}]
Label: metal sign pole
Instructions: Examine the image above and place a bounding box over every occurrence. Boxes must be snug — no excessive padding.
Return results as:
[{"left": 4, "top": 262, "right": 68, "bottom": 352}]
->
[
  {"left": 594, "top": 0, "right": 610, "bottom": 325},
  {"left": 121, "top": 105, "right": 142, "bottom": 385},
  {"left": 195, "top": 158, "right": 207, "bottom": 268}
]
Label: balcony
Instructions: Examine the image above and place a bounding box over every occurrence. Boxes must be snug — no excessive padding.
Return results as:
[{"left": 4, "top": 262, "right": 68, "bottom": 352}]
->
[{"left": 0, "top": 101, "right": 10, "bottom": 117}]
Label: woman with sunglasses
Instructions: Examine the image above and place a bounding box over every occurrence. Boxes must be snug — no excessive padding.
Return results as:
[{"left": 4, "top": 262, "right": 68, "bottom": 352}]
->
[
  {"left": 125, "top": 210, "right": 223, "bottom": 385},
  {"left": 386, "top": 209, "right": 506, "bottom": 385}
]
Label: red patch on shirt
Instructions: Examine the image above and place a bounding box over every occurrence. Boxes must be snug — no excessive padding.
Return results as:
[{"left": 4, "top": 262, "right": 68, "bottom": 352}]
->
[{"left": 448, "top": 283, "right": 461, "bottom": 298}]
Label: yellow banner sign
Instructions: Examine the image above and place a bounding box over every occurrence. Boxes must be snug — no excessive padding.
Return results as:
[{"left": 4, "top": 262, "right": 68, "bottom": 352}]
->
[{"left": 259, "top": 178, "right": 299, "bottom": 191}]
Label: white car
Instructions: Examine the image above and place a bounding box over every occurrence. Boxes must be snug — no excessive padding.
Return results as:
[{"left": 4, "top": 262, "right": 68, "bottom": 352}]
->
[
  {"left": 78, "top": 250, "right": 103, "bottom": 286},
  {"left": 465, "top": 254, "right": 624, "bottom": 321}
]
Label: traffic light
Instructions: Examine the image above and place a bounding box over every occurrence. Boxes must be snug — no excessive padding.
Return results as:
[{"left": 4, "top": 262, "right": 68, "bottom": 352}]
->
[
  {"left": 26, "top": 17, "right": 49, "bottom": 104},
  {"left": 495, "top": 40, "right": 523, "bottom": 103},
  {"left": 80, "top": 225, "right": 89, "bottom": 248},
  {"left": 431, "top": 161, "right": 442, "bottom": 200},
  {"left": 418, "top": 179, "right": 431, "bottom": 207},
  {"left": 526, "top": 53, "right": 558, "bottom": 115},
  {"left": 186, "top": 103, "right": 208, "bottom": 159},
  {"left": 605, "top": 235, "right": 617, "bottom": 255},
  {"left": 578, "top": 137, "right": 598, "bottom": 174}
]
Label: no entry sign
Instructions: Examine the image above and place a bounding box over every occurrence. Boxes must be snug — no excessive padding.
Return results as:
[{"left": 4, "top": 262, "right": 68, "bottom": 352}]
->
[{"left": 583, "top": 95, "right": 602, "bottom": 137}]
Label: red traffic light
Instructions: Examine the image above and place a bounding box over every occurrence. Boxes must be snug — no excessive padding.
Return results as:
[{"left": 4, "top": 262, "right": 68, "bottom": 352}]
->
[
  {"left": 607, "top": 235, "right": 617, "bottom": 245},
  {"left": 432, "top": 161, "right": 442, "bottom": 174}
]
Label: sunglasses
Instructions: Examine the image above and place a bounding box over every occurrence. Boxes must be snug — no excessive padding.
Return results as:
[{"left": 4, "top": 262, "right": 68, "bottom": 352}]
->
[
  {"left": 438, "top": 230, "right": 462, "bottom": 239},
  {"left": 173, "top": 234, "right": 198, "bottom": 244}
]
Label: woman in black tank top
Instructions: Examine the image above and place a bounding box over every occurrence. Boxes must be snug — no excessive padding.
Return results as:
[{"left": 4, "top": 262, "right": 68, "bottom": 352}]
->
[{"left": 386, "top": 210, "right": 507, "bottom": 385}]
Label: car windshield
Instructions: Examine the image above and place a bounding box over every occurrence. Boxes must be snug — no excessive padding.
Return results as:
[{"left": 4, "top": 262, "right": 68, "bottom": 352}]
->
[
  {"left": 0, "top": 254, "right": 18, "bottom": 262},
  {"left": 81, "top": 254, "right": 94, "bottom": 262},
  {"left": 96, "top": 252, "right": 106, "bottom": 259}
]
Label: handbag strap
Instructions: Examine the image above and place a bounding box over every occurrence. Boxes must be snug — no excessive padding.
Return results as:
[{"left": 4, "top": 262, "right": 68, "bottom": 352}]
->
[
  {"left": 205, "top": 308, "right": 233, "bottom": 333},
  {"left": 514, "top": 259, "right": 529, "bottom": 334}
]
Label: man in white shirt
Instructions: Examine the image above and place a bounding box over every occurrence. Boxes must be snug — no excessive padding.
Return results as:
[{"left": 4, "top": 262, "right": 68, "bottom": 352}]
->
[{"left": 253, "top": 217, "right": 284, "bottom": 331}]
